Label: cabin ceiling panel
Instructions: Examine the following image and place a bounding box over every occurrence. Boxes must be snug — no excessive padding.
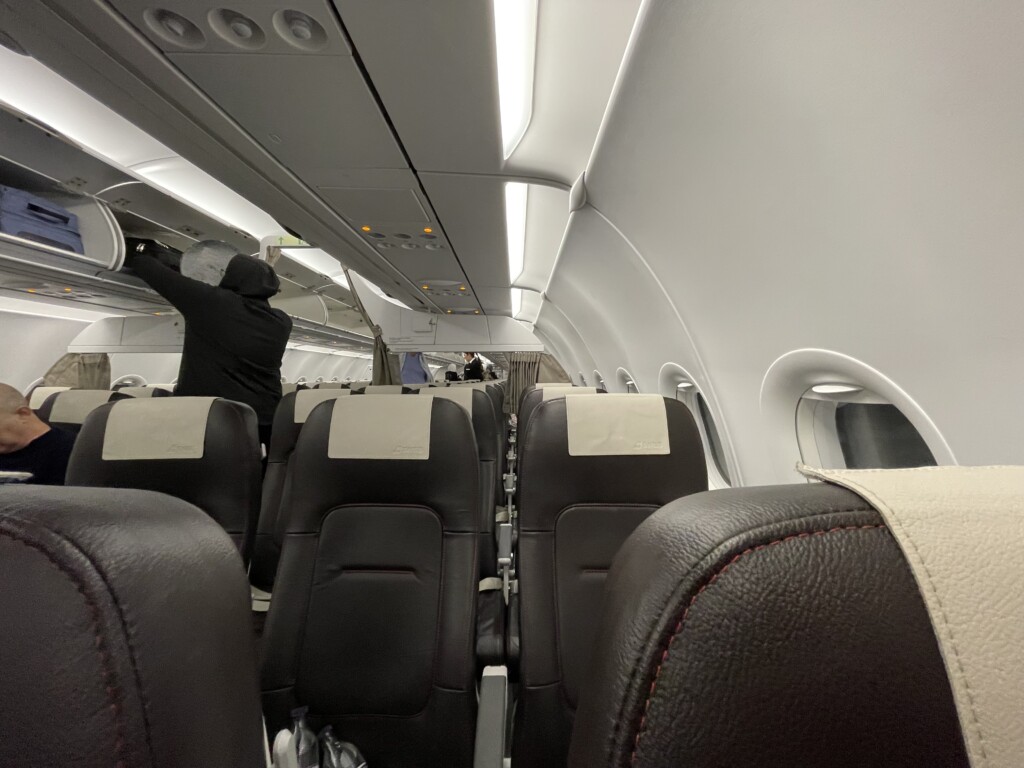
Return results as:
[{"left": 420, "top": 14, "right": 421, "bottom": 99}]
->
[
  {"left": 517, "top": 184, "right": 569, "bottom": 293},
  {"left": 333, "top": 0, "right": 504, "bottom": 174},
  {"left": 168, "top": 53, "right": 405, "bottom": 174},
  {"left": 506, "top": 0, "right": 642, "bottom": 185},
  {"left": 418, "top": 172, "right": 511, "bottom": 314}
]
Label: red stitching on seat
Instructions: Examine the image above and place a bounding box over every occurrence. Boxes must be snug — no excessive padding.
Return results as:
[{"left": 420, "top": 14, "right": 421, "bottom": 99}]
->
[
  {"left": 1, "top": 529, "right": 130, "bottom": 768},
  {"left": 629, "top": 524, "right": 886, "bottom": 766}
]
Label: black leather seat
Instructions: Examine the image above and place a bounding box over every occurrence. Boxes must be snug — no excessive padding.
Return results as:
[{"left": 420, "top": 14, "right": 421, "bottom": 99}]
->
[
  {"left": 36, "top": 389, "right": 128, "bottom": 434},
  {"left": 66, "top": 397, "right": 262, "bottom": 564},
  {"left": 517, "top": 385, "right": 601, "bottom": 446},
  {"left": 115, "top": 385, "right": 172, "bottom": 398},
  {"left": 251, "top": 388, "right": 354, "bottom": 590},
  {"left": 513, "top": 394, "right": 708, "bottom": 768},
  {"left": 419, "top": 387, "right": 505, "bottom": 664},
  {"left": 260, "top": 395, "right": 481, "bottom": 767},
  {"left": 0, "top": 485, "right": 265, "bottom": 768},
  {"left": 568, "top": 483, "right": 970, "bottom": 767}
]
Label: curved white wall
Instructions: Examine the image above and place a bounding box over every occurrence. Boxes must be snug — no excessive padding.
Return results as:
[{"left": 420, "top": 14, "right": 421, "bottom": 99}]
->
[{"left": 540, "top": 0, "right": 1024, "bottom": 484}]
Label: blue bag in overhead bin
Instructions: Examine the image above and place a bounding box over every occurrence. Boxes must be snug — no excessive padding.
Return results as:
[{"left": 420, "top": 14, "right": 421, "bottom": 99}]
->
[{"left": 0, "top": 184, "right": 84, "bottom": 254}]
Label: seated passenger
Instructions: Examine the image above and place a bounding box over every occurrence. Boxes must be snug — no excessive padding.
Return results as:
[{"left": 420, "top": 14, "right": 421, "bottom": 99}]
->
[
  {"left": 0, "top": 383, "right": 76, "bottom": 485},
  {"left": 399, "top": 351, "right": 433, "bottom": 385}
]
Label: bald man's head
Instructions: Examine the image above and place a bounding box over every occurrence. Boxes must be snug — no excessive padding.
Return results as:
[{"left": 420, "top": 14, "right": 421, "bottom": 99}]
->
[{"left": 0, "top": 383, "right": 49, "bottom": 454}]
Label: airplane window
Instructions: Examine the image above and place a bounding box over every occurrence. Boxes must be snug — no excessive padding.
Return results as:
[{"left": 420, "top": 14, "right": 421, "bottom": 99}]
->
[
  {"left": 593, "top": 370, "right": 606, "bottom": 391},
  {"left": 696, "top": 393, "right": 731, "bottom": 484},
  {"left": 797, "top": 387, "right": 937, "bottom": 470},
  {"left": 617, "top": 367, "right": 639, "bottom": 393},
  {"left": 666, "top": 373, "right": 731, "bottom": 488}
]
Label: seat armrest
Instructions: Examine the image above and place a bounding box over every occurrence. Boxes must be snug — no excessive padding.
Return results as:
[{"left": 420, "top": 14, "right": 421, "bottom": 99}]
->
[{"left": 474, "top": 666, "right": 509, "bottom": 768}]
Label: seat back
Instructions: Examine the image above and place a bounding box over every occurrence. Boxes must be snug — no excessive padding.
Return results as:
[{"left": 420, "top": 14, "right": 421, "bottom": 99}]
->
[
  {"left": 251, "top": 388, "right": 353, "bottom": 589},
  {"left": 514, "top": 394, "right": 707, "bottom": 768},
  {"left": 518, "top": 385, "right": 600, "bottom": 440},
  {"left": 66, "top": 397, "right": 262, "bottom": 563},
  {"left": 0, "top": 486, "right": 264, "bottom": 768},
  {"left": 37, "top": 389, "right": 126, "bottom": 433},
  {"left": 358, "top": 384, "right": 409, "bottom": 394},
  {"left": 261, "top": 395, "right": 480, "bottom": 767},
  {"left": 567, "top": 482, "right": 980, "bottom": 768},
  {"left": 419, "top": 387, "right": 500, "bottom": 572}
]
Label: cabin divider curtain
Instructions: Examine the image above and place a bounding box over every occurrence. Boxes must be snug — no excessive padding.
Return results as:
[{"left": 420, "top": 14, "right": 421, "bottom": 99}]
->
[
  {"left": 43, "top": 353, "right": 111, "bottom": 390},
  {"left": 342, "top": 266, "right": 398, "bottom": 385},
  {"left": 506, "top": 352, "right": 543, "bottom": 415}
]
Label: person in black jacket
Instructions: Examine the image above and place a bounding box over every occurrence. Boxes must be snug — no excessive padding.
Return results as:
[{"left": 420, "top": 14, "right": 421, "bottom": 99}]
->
[
  {"left": 463, "top": 352, "right": 484, "bottom": 381},
  {"left": 128, "top": 240, "right": 292, "bottom": 449}
]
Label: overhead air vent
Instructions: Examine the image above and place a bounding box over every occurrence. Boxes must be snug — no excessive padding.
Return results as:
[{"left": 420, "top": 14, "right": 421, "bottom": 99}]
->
[
  {"left": 209, "top": 9, "right": 266, "bottom": 50},
  {"left": 142, "top": 9, "right": 205, "bottom": 49},
  {"left": 273, "top": 10, "right": 327, "bottom": 52}
]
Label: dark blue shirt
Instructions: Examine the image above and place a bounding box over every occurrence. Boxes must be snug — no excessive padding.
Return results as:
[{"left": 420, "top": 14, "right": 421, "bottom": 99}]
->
[{"left": 0, "top": 428, "right": 76, "bottom": 485}]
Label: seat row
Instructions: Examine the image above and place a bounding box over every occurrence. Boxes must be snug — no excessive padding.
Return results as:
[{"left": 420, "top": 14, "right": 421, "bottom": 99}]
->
[{"left": 4, "top": 389, "right": 1002, "bottom": 768}]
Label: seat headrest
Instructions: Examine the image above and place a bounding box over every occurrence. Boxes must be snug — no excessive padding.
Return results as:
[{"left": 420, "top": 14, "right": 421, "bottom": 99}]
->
[
  {"left": 565, "top": 394, "right": 669, "bottom": 456},
  {"left": 419, "top": 386, "right": 474, "bottom": 415},
  {"left": 101, "top": 397, "right": 217, "bottom": 460},
  {"left": 542, "top": 385, "right": 598, "bottom": 400},
  {"left": 46, "top": 389, "right": 117, "bottom": 425},
  {"left": 294, "top": 388, "right": 352, "bottom": 423},
  {"left": 361, "top": 384, "right": 406, "bottom": 394},
  {"left": 568, "top": 481, "right": 991, "bottom": 767},
  {"left": 28, "top": 386, "right": 70, "bottom": 409},
  {"left": 282, "top": 382, "right": 298, "bottom": 395},
  {"left": 316, "top": 382, "right": 346, "bottom": 389},
  {"left": 327, "top": 395, "right": 432, "bottom": 459},
  {"left": 0, "top": 486, "right": 265, "bottom": 767},
  {"left": 117, "top": 386, "right": 158, "bottom": 398}
]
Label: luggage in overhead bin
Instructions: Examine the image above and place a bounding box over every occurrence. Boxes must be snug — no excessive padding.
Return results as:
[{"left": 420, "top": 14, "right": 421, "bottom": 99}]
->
[
  {"left": 0, "top": 184, "right": 84, "bottom": 254},
  {"left": 124, "top": 236, "right": 183, "bottom": 272}
]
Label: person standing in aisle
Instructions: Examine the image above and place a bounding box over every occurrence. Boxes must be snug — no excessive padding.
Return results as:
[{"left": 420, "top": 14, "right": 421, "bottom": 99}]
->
[{"left": 462, "top": 352, "right": 484, "bottom": 381}]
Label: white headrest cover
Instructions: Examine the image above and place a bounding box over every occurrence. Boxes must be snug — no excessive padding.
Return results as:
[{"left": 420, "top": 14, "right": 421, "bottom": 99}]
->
[
  {"left": 148, "top": 384, "right": 175, "bottom": 392},
  {"left": 565, "top": 394, "right": 669, "bottom": 456},
  {"left": 282, "top": 383, "right": 298, "bottom": 395},
  {"left": 363, "top": 385, "right": 405, "bottom": 394},
  {"left": 542, "top": 386, "right": 597, "bottom": 401},
  {"left": 294, "top": 388, "right": 352, "bottom": 423},
  {"left": 328, "top": 395, "right": 431, "bottom": 460},
  {"left": 28, "top": 386, "right": 70, "bottom": 409},
  {"left": 799, "top": 465, "right": 1024, "bottom": 766},
  {"left": 536, "top": 382, "right": 574, "bottom": 388},
  {"left": 102, "top": 397, "right": 217, "bottom": 461},
  {"left": 317, "top": 382, "right": 345, "bottom": 389},
  {"left": 451, "top": 381, "right": 489, "bottom": 390},
  {"left": 420, "top": 387, "right": 474, "bottom": 415},
  {"left": 119, "top": 387, "right": 156, "bottom": 398},
  {"left": 49, "top": 390, "right": 113, "bottom": 424}
]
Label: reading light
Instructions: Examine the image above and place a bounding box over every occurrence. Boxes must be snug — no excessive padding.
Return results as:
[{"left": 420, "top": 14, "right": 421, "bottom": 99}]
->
[
  {"left": 421, "top": 284, "right": 430, "bottom": 290},
  {"left": 474, "top": 310, "right": 481, "bottom": 315},
  {"left": 458, "top": 285, "right": 467, "bottom": 291},
  {"left": 361, "top": 226, "right": 371, "bottom": 232},
  {"left": 423, "top": 227, "right": 433, "bottom": 234},
  {"left": 493, "top": 0, "right": 538, "bottom": 156},
  {"left": 811, "top": 384, "right": 863, "bottom": 395}
]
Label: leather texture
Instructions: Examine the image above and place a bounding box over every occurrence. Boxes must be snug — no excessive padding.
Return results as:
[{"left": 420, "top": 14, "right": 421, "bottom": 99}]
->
[
  {"left": 514, "top": 396, "right": 707, "bottom": 768},
  {"left": 260, "top": 397, "right": 480, "bottom": 768},
  {"left": 0, "top": 485, "right": 265, "bottom": 768},
  {"left": 66, "top": 398, "right": 262, "bottom": 563},
  {"left": 801, "top": 465, "right": 1024, "bottom": 768},
  {"left": 251, "top": 390, "right": 304, "bottom": 590},
  {"left": 567, "top": 483, "right": 970, "bottom": 768}
]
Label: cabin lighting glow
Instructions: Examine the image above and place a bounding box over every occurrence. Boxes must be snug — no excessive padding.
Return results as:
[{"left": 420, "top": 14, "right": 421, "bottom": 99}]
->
[
  {"left": 0, "top": 47, "right": 281, "bottom": 239},
  {"left": 505, "top": 182, "right": 527, "bottom": 283},
  {"left": 280, "top": 248, "right": 348, "bottom": 289},
  {"left": 811, "top": 384, "right": 863, "bottom": 395},
  {"left": 493, "top": 0, "right": 538, "bottom": 157},
  {"left": 423, "top": 227, "right": 433, "bottom": 234},
  {"left": 459, "top": 285, "right": 467, "bottom": 292},
  {"left": 361, "top": 226, "right": 372, "bottom": 232},
  {"left": 511, "top": 287, "right": 523, "bottom": 318},
  {"left": 676, "top": 381, "right": 694, "bottom": 390}
]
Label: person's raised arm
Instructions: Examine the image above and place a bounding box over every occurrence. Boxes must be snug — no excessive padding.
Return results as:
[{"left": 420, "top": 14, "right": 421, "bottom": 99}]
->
[{"left": 130, "top": 252, "right": 220, "bottom": 318}]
